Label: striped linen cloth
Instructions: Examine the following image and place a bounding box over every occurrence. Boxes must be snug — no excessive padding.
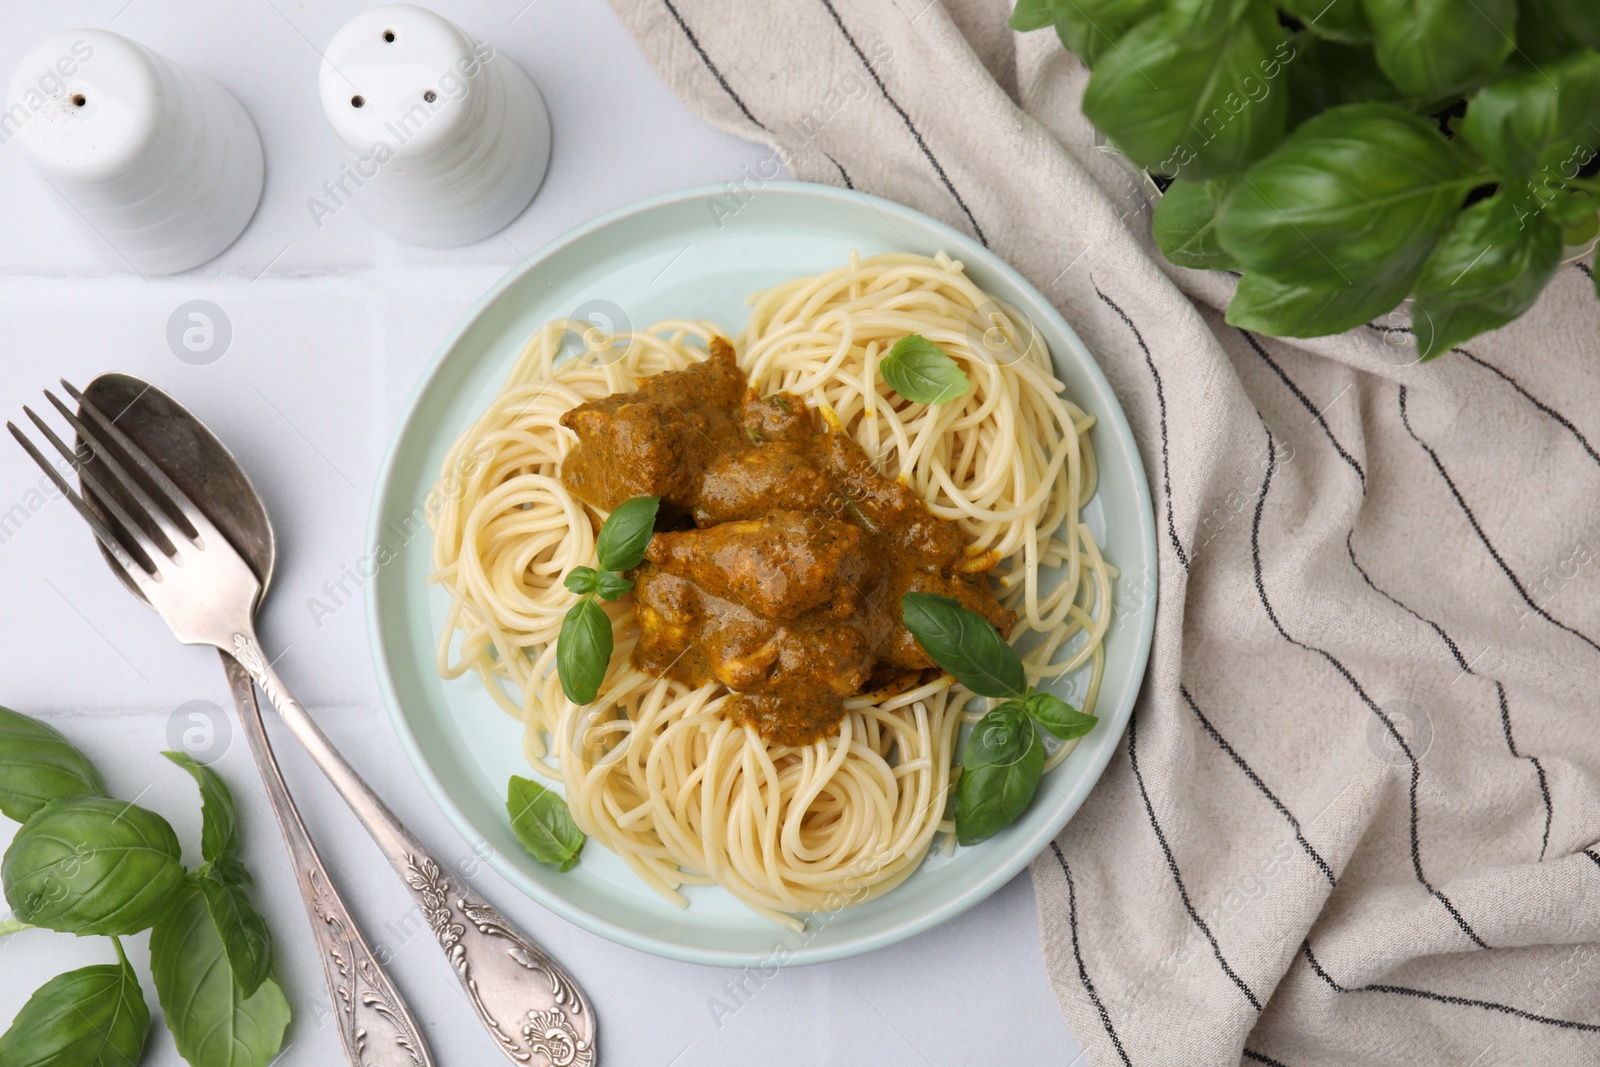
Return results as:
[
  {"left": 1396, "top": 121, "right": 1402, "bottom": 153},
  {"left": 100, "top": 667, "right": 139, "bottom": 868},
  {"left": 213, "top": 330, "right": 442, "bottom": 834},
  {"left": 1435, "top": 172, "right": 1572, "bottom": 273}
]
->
[{"left": 606, "top": 1, "right": 1600, "bottom": 1062}]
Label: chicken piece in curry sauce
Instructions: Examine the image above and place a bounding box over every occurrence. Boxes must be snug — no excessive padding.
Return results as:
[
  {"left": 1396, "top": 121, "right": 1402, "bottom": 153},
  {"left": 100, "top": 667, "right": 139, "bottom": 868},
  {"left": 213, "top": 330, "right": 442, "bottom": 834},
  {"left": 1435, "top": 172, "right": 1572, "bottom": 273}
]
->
[{"left": 558, "top": 338, "right": 1013, "bottom": 746}]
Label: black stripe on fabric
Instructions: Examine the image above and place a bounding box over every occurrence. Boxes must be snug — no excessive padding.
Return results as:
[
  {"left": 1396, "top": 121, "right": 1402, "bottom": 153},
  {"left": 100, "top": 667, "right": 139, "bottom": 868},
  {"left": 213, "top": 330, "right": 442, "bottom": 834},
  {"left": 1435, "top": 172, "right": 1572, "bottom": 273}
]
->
[
  {"left": 1252, "top": 423, "right": 1489, "bottom": 949},
  {"left": 1243, "top": 1050, "right": 1291, "bottom": 1067},
  {"left": 1398, "top": 385, "right": 1600, "bottom": 656},
  {"left": 813, "top": 0, "right": 989, "bottom": 246},
  {"left": 1456, "top": 348, "right": 1600, "bottom": 469},
  {"left": 1578, "top": 261, "right": 1594, "bottom": 279},
  {"left": 1095, "top": 285, "right": 1190, "bottom": 571},
  {"left": 1498, "top": 684, "right": 1555, "bottom": 861},
  {"left": 1350, "top": 530, "right": 1555, "bottom": 862},
  {"left": 660, "top": 0, "right": 770, "bottom": 132},
  {"left": 1050, "top": 843, "right": 1134, "bottom": 1067},
  {"left": 824, "top": 152, "right": 855, "bottom": 189},
  {"left": 1301, "top": 941, "right": 1600, "bottom": 1032},
  {"left": 1239, "top": 330, "right": 1366, "bottom": 489},
  {"left": 1180, "top": 685, "right": 1336, "bottom": 886},
  {"left": 1128, "top": 711, "right": 1263, "bottom": 1011},
  {"left": 1585, "top": 849, "right": 1600, "bottom": 870}
]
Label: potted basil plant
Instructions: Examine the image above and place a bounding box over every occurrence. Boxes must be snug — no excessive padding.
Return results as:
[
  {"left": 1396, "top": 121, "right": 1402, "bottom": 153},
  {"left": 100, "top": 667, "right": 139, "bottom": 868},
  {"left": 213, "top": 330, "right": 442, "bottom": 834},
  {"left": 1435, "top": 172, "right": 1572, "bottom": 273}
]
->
[{"left": 1011, "top": 0, "right": 1600, "bottom": 359}]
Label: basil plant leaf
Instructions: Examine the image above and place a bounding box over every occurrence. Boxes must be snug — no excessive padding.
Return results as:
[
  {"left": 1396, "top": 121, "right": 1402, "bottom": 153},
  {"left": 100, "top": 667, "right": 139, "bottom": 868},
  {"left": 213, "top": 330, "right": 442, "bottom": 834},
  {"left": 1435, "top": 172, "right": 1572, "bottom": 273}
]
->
[
  {"left": 3, "top": 795, "right": 185, "bottom": 936},
  {"left": 1216, "top": 104, "right": 1473, "bottom": 288},
  {"left": 595, "top": 495, "right": 660, "bottom": 572},
  {"left": 163, "top": 750, "right": 242, "bottom": 873},
  {"left": 880, "top": 335, "right": 970, "bottom": 405},
  {"left": 197, "top": 876, "right": 274, "bottom": 998},
  {"left": 1362, "top": 0, "right": 1515, "bottom": 99},
  {"left": 956, "top": 717, "right": 1045, "bottom": 845},
  {"left": 151, "top": 877, "right": 290, "bottom": 1067},
  {"left": 1225, "top": 264, "right": 1418, "bottom": 336},
  {"left": 506, "top": 776, "right": 587, "bottom": 872},
  {"left": 1083, "top": 3, "right": 1289, "bottom": 180},
  {"left": 964, "top": 702, "right": 1034, "bottom": 766},
  {"left": 1025, "top": 692, "right": 1100, "bottom": 740},
  {"left": 1167, "top": 0, "right": 1252, "bottom": 46},
  {"left": 1562, "top": 207, "right": 1600, "bottom": 246},
  {"left": 1277, "top": 0, "right": 1371, "bottom": 42},
  {"left": 1008, "top": 0, "right": 1058, "bottom": 30},
  {"left": 1152, "top": 180, "right": 1240, "bottom": 270},
  {"left": 1461, "top": 51, "right": 1600, "bottom": 187},
  {"left": 1052, "top": 6, "right": 1152, "bottom": 68},
  {"left": 900, "top": 593, "right": 1027, "bottom": 699},
  {"left": 0, "top": 954, "right": 149, "bottom": 1067},
  {"left": 595, "top": 570, "right": 635, "bottom": 602},
  {"left": 1517, "top": 0, "right": 1600, "bottom": 64},
  {"left": 0, "top": 704, "right": 106, "bottom": 823},
  {"left": 1411, "top": 196, "right": 1564, "bottom": 360},
  {"left": 557, "top": 597, "right": 614, "bottom": 705},
  {"left": 563, "top": 565, "right": 601, "bottom": 596}
]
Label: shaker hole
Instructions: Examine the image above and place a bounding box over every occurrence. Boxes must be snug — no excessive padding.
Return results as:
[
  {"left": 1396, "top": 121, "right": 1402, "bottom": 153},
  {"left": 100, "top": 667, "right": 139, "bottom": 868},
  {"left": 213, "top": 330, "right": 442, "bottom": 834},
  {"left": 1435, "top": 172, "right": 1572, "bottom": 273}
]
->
[
  {"left": 351, "top": 95, "right": 366, "bottom": 108},
  {"left": 72, "top": 94, "right": 86, "bottom": 107},
  {"left": 423, "top": 90, "right": 437, "bottom": 103},
  {"left": 383, "top": 29, "right": 396, "bottom": 42}
]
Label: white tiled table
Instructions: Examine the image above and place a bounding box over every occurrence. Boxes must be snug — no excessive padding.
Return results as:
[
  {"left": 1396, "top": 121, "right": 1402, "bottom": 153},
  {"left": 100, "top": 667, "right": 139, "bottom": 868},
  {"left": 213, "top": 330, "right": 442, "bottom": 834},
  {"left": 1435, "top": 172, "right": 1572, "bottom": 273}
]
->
[{"left": 0, "top": 3, "right": 1081, "bottom": 1064}]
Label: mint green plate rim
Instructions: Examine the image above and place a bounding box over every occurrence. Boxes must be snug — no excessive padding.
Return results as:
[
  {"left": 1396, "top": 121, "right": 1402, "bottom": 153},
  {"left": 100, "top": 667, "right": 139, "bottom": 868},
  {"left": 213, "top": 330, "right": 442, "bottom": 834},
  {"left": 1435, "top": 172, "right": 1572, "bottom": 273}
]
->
[{"left": 366, "top": 181, "right": 1157, "bottom": 967}]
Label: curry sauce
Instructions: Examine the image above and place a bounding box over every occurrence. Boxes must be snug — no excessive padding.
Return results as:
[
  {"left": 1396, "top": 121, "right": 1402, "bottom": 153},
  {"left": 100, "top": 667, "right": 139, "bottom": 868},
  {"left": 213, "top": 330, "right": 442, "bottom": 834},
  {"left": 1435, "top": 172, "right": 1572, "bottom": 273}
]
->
[{"left": 559, "top": 338, "right": 1014, "bottom": 745}]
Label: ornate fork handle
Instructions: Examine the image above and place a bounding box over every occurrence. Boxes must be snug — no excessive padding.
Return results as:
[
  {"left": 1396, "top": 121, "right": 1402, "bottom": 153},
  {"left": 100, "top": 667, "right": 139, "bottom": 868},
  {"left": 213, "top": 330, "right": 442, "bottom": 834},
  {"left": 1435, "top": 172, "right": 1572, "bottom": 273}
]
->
[
  {"left": 224, "top": 652, "right": 432, "bottom": 1067},
  {"left": 230, "top": 634, "right": 597, "bottom": 1067}
]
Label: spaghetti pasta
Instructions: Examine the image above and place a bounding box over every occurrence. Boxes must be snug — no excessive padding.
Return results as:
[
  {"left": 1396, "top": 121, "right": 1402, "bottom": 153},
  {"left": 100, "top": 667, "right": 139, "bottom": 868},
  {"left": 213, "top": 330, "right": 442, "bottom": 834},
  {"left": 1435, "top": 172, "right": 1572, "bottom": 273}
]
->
[{"left": 428, "top": 252, "right": 1113, "bottom": 928}]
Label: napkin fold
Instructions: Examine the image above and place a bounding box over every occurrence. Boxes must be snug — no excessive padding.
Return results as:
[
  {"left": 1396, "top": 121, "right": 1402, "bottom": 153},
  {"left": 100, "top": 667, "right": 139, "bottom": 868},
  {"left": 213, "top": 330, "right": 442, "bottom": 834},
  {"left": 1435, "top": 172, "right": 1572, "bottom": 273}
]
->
[{"left": 608, "top": 1, "right": 1600, "bottom": 1061}]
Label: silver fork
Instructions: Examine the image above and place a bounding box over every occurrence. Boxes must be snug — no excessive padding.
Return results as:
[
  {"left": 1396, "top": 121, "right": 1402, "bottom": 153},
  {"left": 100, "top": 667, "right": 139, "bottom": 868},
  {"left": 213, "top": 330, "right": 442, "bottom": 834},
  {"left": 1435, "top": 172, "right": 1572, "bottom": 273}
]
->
[{"left": 11, "top": 383, "right": 596, "bottom": 1067}]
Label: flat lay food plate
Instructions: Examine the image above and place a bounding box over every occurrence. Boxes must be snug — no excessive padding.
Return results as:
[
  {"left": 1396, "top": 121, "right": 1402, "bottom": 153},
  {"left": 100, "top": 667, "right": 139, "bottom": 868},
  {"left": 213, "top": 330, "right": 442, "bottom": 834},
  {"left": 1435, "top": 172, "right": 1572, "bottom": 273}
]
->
[{"left": 367, "top": 182, "right": 1157, "bottom": 966}]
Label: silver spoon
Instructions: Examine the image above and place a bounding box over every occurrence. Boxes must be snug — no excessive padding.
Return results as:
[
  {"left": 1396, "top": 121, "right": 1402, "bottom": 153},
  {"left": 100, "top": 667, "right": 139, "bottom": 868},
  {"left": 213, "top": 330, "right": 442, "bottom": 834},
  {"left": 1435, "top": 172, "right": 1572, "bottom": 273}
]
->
[
  {"left": 12, "top": 375, "right": 597, "bottom": 1066},
  {"left": 76, "top": 374, "right": 433, "bottom": 1067}
]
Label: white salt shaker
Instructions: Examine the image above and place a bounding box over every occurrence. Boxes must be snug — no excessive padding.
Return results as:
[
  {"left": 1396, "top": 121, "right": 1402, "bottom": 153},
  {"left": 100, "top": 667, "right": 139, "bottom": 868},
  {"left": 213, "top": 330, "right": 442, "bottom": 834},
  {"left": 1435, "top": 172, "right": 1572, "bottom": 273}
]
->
[
  {"left": 5, "top": 29, "right": 264, "bottom": 275},
  {"left": 316, "top": 4, "right": 551, "bottom": 246}
]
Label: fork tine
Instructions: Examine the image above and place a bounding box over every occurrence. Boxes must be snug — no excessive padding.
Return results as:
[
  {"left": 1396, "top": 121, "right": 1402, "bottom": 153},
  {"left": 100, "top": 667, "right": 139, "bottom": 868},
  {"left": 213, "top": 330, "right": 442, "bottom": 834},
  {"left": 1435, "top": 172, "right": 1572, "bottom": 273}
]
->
[
  {"left": 8, "top": 420, "right": 153, "bottom": 580},
  {"left": 22, "top": 403, "right": 168, "bottom": 568},
  {"left": 57, "top": 380, "right": 212, "bottom": 542},
  {"left": 45, "top": 387, "right": 203, "bottom": 551}
]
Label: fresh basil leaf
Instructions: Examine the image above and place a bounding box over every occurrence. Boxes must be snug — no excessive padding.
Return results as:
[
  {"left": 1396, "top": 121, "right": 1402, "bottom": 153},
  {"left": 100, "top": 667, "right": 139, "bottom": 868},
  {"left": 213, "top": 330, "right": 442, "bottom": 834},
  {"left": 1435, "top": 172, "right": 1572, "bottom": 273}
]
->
[
  {"left": 1167, "top": 0, "right": 1252, "bottom": 46},
  {"left": 1461, "top": 51, "right": 1600, "bottom": 187},
  {"left": 595, "top": 570, "right": 635, "bottom": 601},
  {"left": 163, "top": 750, "right": 241, "bottom": 872},
  {"left": 1225, "top": 264, "right": 1418, "bottom": 335},
  {"left": 151, "top": 877, "right": 290, "bottom": 1067},
  {"left": 1083, "top": 4, "right": 1289, "bottom": 179},
  {"left": 1216, "top": 104, "right": 1472, "bottom": 287},
  {"left": 0, "top": 952, "right": 149, "bottom": 1067},
  {"left": 1153, "top": 180, "right": 1240, "bottom": 269},
  {"left": 1562, "top": 208, "right": 1600, "bottom": 245},
  {"left": 197, "top": 875, "right": 274, "bottom": 998},
  {"left": 1517, "top": 0, "right": 1600, "bottom": 64},
  {"left": 900, "top": 593, "right": 1027, "bottom": 699},
  {"left": 1025, "top": 692, "right": 1100, "bottom": 740},
  {"left": 964, "top": 702, "right": 1033, "bottom": 766},
  {"left": 1052, "top": 4, "right": 1153, "bottom": 68},
  {"left": 0, "top": 705, "right": 106, "bottom": 823},
  {"left": 1279, "top": 0, "right": 1371, "bottom": 41},
  {"left": 880, "top": 335, "right": 970, "bottom": 405},
  {"left": 956, "top": 720, "right": 1045, "bottom": 844},
  {"left": 557, "top": 596, "right": 613, "bottom": 705},
  {"left": 505, "top": 776, "right": 587, "bottom": 871},
  {"left": 1009, "top": 0, "right": 1059, "bottom": 30},
  {"left": 3, "top": 795, "right": 184, "bottom": 936},
  {"left": 563, "top": 565, "right": 601, "bottom": 596},
  {"left": 1363, "top": 0, "right": 1515, "bottom": 99},
  {"left": 595, "top": 495, "right": 660, "bottom": 572},
  {"left": 1411, "top": 196, "right": 1563, "bottom": 359}
]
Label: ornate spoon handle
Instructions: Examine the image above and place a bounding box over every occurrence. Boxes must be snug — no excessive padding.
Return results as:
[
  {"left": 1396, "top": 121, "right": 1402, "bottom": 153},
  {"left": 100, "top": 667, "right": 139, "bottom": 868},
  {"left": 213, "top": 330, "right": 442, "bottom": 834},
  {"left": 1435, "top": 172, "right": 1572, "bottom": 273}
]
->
[
  {"left": 230, "top": 633, "right": 598, "bottom": 1067},
  {"left": 224, "top": 652, "right": 433, "bottom": 1067}
]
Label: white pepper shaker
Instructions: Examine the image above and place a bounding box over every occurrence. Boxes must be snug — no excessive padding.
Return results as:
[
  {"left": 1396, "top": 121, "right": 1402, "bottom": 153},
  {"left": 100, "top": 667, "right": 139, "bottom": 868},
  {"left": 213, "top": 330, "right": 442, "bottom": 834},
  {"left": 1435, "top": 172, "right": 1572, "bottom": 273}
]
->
[
  {"left": 4, "top": 29, "right": 264, "bottom": 275},
  {"left": 316, "top": 4, "right": 551, "bottom": 247}
]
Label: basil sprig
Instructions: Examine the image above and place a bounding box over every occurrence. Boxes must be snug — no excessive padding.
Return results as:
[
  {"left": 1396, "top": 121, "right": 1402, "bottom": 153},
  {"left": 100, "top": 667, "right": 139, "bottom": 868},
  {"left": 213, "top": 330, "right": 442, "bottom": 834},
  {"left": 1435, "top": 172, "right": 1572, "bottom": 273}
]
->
[
  {"left": 557, "top": 495, "right": 659, "bottom": 705},
  {"left": 506, "top": 776, "right": 586, "bottom": 871},
  {"left": 900, "top": 593, "right": 1099, "bottom": 844},
  {"left": 879, "top": 335, "right": 970, "bottom": 405},
  {"left": 0, "top": 707, "right": 290, "bottom": 1067}
]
